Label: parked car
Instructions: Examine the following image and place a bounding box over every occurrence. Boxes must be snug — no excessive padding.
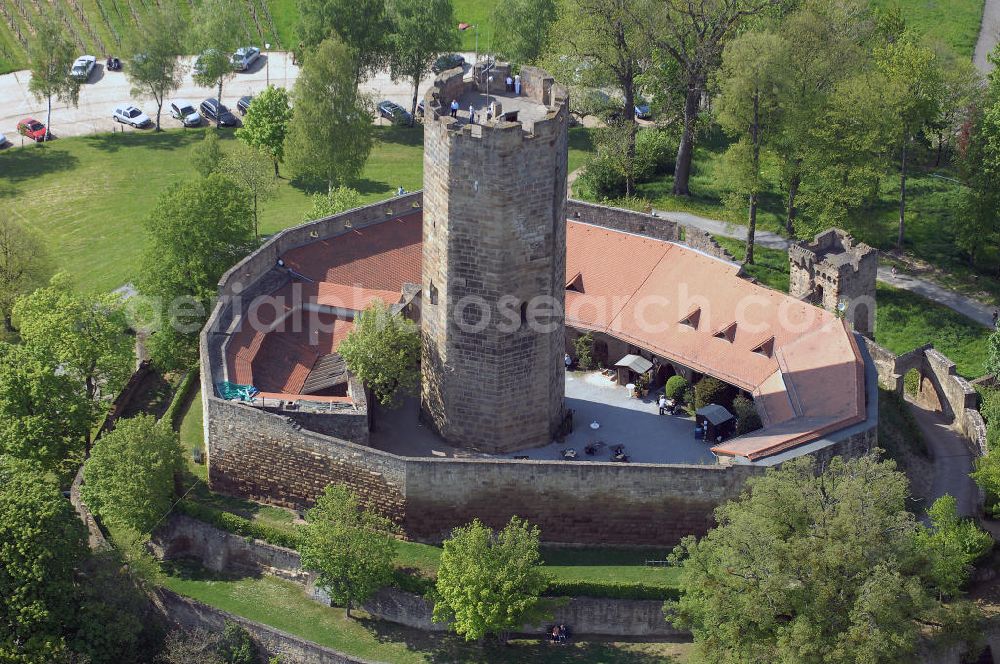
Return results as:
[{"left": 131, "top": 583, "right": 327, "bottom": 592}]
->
[
  {"left": 0, "top": 132, "right": 8, "bottom": 147},
  {"left": 634, "top": 102, "right": 652, "bottom": 120},
  {"left": 200, "top": 98, "right": 239, "bottom": 127},
  {"left": 432, "top": 53, "right": 465, "bottom": 74},
  {"left": 169, "top": 100, "right": 201, "bottom": 127},
  {"left": 112, "top": 104, "right": 151, "bottom": 128},
  {"left": 16, "top": 118, "right": 47, "bottom": 142},
  {"left": 377, "top": 100, "right": 412, "bottom": 126},
  {"left": 237, "top": 95, "right": 254, "bottom": 116},
  {"left": 231, "top": 47, "right": 261, "bottom": 71},
  {"left": 71, "top": 55, "right": 96, "bottom": 82}
]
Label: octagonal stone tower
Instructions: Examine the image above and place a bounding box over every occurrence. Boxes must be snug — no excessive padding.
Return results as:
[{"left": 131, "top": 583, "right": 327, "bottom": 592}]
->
[{"left": 420, "top": 66, "right": 569, "bottom": 453}]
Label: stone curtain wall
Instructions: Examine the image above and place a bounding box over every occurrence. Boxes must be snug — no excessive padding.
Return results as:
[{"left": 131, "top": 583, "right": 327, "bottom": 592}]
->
[
  {"left": 564, "top": 199, "right": 735, "bottom": 263},
  {"left": 401, "top": 458, "right": 758, "bottom": 545},
  {"left": 860, "top": 336, "right": 987, "bottom": 457},
  {"left": 207, "top": 398, "right": 406, "bottom": 519}
]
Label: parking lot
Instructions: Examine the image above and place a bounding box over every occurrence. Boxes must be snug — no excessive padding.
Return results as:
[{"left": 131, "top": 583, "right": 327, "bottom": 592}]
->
[{"left": 0, "top": 51, "right": 471, "bottom": 145}]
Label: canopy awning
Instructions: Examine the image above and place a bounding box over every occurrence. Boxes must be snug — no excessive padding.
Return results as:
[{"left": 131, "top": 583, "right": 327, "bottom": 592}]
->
[
  {"left": 696, "top": 404, "right": 734, "bottom": 425},
  {"left": 614, "top": 354, "right": 653, "bottom": 374}
]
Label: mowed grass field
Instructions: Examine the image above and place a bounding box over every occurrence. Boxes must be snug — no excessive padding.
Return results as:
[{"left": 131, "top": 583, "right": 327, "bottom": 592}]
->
[{"left": 0, "top": 126, "right": 594, "bottom": 294}]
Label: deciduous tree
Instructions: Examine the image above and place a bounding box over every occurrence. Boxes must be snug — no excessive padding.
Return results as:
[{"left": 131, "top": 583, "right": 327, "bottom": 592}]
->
[
  {"left": 0, "top": 458, "right": 87, "bottom": 664},
  {"left": 386, "top": 0, "right": 459, "bottom": 120},
  {"left": 126, "top": 4, "right": 188, "bottom": 131},
  {"left": 493, "top": 0, "right": 558, "bottom": 65},
  {"left": 0, "top": 216, "right": 50, "bottom": 335},
  {"left": 337, "top": 299, "right": 420, "bottom": 406},
  {"left": 916, "top": 495, "right": 992, "bottom": 598},
  {"left": 296, "top": 0, "right": 392, "bottom": 83},
  {"left": 715, "top": 30, "right": 785, "bottom": 264},
  {"left": 191, "top": 128, "right": 224, "bottom": 177},
  {"left": 13, "top": 273, "right": 134, "bottom": 444},
  {"left": 82, "top": 414, "right": 182, "bottom": 534},
  {"left": 26, "top": 13, "right": 81, "bottom": 141},
  {"left": 301, "top": 186, "right": 363, "bottom": 222},
  {"left": 0, "top": 342, "right": 89, "bottom": 469},
  {"left": 668, "top": 454, "right": 978, "bottom": 663},
  {"left": 433, "top": 516, "right": 549, "bottom": 642},
  {"left": 649, "top": 0, "right": 785, "bottom": 196},
  {"left": 221, "top": 142, "right": 278, "bottom": 239},
  {"left": 235, "top": 85, "right": 293, "bottom": 176},
  {"left": 874, "top": 31, "right": 944, "bottom": 250},
  {"left": 285, "top": 38, "right": 374, "bottom": 191},
  {"left": 300, "top": 484, "right": 397, "bottom": 617},
  {"left": 138, "top": 174, "right": 254, "bottom": 371},
  {"left": 192, "top": 0, "right": 245, "bottom": 121},
  {"left": 554, "top": 0, "right": 649, "bottom": 195}
]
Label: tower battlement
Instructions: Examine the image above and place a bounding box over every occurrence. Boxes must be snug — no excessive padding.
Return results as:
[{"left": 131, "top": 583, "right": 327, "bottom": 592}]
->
[{"left": 789, "top": 228, "right": 877, "bottom": 337}]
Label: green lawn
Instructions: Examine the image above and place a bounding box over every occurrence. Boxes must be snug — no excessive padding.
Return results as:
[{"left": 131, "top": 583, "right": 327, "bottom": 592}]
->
[
  {"left": 870, "top": 0, "right": 985, "bottom": 58},
  {"left": 161, "top": 564, "right": 688, "bottom": 664},
  {"left": 0, "top": 126, "right": 593, "bottom": 295}
]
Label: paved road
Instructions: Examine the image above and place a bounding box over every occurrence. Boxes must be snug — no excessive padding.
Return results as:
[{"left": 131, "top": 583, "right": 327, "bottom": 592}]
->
[
  {"left": 0, "top": 51, "right": 473, "bottom": 143},
  {"left": 908, "top": 398, "right": 978, "bottom": 517},
  {"left": 976, "top": 0, "right": 1000, "bottom": 72},
  {"left": 655, "top": 208, "right": 995, "bottom": 328}
]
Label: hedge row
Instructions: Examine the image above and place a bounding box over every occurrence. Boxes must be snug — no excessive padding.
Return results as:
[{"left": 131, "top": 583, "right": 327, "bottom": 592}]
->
[
  {"left": 161, "top": 366, "right": 200, "bottom": 431},
  {"left": 175, "top": 500, "right": 303, "bottom": 550},
  {"left": 173, "top": 504, "right": 680, "bottom": 601},
  {"left": 545, "top": 580, "right": 679, "bottom": 602}
]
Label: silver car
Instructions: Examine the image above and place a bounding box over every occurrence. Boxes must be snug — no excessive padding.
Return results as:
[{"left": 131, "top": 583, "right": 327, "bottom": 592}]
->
[
  {"left": 169, "top": 100, "right": 201, "bottom": 127},
  {"left": 231, "top": 46, "right": 260, "bottom": 71},
  {"left": 113, "top": 104, "right": 151, "bottom": 128},
  {"left": 71, "top": 55, "right": 96, "bottom": 82}
]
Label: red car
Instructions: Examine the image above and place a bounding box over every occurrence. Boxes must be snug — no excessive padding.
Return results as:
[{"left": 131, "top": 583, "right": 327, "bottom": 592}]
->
[{"left": 17, "top": 118, "right": 47, "bottom": 142}]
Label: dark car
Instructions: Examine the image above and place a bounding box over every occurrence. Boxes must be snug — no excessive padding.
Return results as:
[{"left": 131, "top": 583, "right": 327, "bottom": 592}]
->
[
  {"left": 377, "top": 100, "right": 412, "bottom": 126},
  {"left": 634, "top": 102, "right": 652, "bottom": 120},
  {"left": 432, "top": 53, "right": 465, "bottom": 74},
  {"left": 237, "top": 95, "right": 254, "bottom": 116},
  {"left": 200, "top": 98, "right": 239, "bottom": 127}
]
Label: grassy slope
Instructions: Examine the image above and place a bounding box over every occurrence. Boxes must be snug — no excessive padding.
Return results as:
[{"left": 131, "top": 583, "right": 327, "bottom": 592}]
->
[
  {"left": 161, "top": 565, "right": 687, "bottom": 664},
  {"left": 871, "top": 0, "right": 985, "bottom": 58},
  {"left": 0, "top": 126, "right": 593, "bottom": 294}
]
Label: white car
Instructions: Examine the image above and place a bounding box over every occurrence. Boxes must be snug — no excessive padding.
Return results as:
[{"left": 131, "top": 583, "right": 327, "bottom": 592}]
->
[
  {"left": 112, "top": 105, "right": 151, "bottom": 128},
  {"left": 71, "top": 55, "right": 96, "bottom": 82},
  {"left": 169, "top": 100, "right": 201, "bottom": 127},
  {"left": 0, "top": 132, "right": 7, "bottom": 147},
  {"left": 231, "top": 46, "right": 260, "bottom": 71}
]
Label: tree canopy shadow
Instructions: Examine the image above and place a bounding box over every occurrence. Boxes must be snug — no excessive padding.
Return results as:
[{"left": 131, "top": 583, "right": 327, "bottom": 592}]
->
[
  {"left": 82, "top": 128, "right": 206, "bottom": 154},
  {"left": 0, "top": 144, "right": 80, "bottom": 197}
]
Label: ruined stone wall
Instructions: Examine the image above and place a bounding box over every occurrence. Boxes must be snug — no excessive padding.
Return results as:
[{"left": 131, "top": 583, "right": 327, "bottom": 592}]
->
[
  {"left": 421, "top": 76, "right": 568, "bottom": 453},
  {"left": 206, "top": 397, "right": 406, "bottom": 519}
]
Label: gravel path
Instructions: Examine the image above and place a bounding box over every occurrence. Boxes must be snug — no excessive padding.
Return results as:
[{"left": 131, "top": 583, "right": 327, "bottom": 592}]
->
[
  {"left": 908, "top": 398, "right": 978, "bottom": 517},
  {"left": 975, "top": 0, "right": 1000, "bottom": 72}
]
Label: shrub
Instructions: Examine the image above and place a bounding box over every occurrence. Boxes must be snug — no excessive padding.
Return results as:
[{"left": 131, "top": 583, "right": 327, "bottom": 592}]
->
[
  {"left": 579, "top": 154, "right": 627, "bottom": 200},
  {"left": 732, "top": 395, "right": 762, "bottom": 435},
  {"left": 664, "top": 376, "right": 688, "bottom": 401},
  {"left": 694, "top": 376, "right": 733, "bottom": 410},
  {"left": 574, "top": 332, "right": 595, "bottom": 370},
  {"left": 634, "top": 129, "right": 677, "bottom": 177},
  {"left": 175, "top": 501, "right": 303, "bottom": 550},
  {"left": 218, "top": 622, "right": 256, "bottom": 664},
  {"left": 545, "top": 579, "right": 679, "bottom": 601}
]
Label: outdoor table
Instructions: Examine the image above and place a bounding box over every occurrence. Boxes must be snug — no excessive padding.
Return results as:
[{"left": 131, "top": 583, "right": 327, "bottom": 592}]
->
[{"left": 590, "top": 421, "right": 600, "bottom": 430}]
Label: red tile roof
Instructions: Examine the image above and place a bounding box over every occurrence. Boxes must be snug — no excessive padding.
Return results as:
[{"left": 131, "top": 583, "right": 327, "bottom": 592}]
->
[{"left": 225, "top": 212, "right": 866, "bottom": 460}]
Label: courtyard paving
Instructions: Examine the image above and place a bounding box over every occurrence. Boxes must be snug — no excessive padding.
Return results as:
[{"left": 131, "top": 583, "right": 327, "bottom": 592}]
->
[{"left": 369, "top": 370, "right": 719, "bottom": 465}]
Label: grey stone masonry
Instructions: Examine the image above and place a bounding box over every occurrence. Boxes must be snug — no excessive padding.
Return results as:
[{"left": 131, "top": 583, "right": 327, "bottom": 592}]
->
[
  {"left": 420, "top": 66, "right": 570, "bottom": 453},
  {"left": 789, "top": 228, "right": 877, "bottom": 337}
]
